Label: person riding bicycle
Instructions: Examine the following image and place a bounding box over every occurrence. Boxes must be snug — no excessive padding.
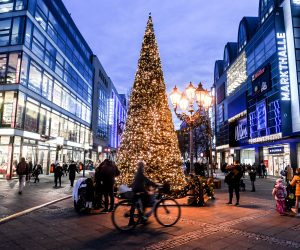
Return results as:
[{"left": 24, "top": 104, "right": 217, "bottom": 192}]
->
[{"left": 129, "top": 160, "right": 157, "bottom": 224}]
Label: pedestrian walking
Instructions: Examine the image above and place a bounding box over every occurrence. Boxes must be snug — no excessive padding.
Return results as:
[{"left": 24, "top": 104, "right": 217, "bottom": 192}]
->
[
  {"left": 261, "top": 161, "right": 267, "bottom": 178},
  {"left": 225, "top": 161, "right": 243, "bottom": 206},
  {"left": 54, "top": 162, "right": 63, "bottom": 187},
  {"left": 27, "top": 159, "right": 33, "bottom": 182},
  {"left": 290, "top": 168, "right": 300, "bottom": 216},
  {"left": 99, "top": 159, "right": 120, "bottom": 213},
  {"left": 68, "top": 161, "right": 79, "bottom": 187},
  {"left": 16, "top": 157, "right": 28, "bottom": 194},
  {"left": 62, "top": 162, "right": 68, "bottom": 177},
  {"left": 32, "top": 163, "right": 42, "bottom": 183},
  {"left": 272, "top": 178, "right": 286, "bottom": 215},
  {"left": 248, "top": 165, "right": 257, "bottom": 192}
]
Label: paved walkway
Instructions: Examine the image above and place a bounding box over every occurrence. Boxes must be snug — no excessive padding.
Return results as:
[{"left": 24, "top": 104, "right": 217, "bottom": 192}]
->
[{"left": 0, "top": 173, "right": 299, "bottom": 249}]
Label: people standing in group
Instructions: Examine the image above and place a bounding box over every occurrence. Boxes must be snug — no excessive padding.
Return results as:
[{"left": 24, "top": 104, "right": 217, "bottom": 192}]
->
[
  {"left": 16, "top": 157, "right": 29, "bottom": 194},
  {"left": 272, "top": 178, "right": 286, "bottom": 215},
  {"left": 248, "top": 165, "right": 257, "bottom": 192},
  {"left": 32, "top": 163, "right": 43, "bottom": 183},
  {"left": 99, "top": 158, "right": 120, "bottom": 213},
  {"left": 290, "top": 168, "right": 300, "bottom": 217},
  {"left": 54, "top": 162, "right": 63, "bottom": 188},
  {"left": 68, "top": 161, "right": 79, "bottom": 187},
  {"left": 225, "top": 161, "right": 243, "bottom": 206}
]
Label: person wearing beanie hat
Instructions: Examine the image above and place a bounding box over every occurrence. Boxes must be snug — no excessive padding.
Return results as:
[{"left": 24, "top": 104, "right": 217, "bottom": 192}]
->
[{"left": 272, "top": 178, "right": 287, "bottom": 215}]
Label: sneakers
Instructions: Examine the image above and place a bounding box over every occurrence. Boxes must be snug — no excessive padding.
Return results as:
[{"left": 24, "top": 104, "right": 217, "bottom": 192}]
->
[
  {"left": 235, "top": 203, "right": 240, "bottom": 206},
  {"left": 226, "top": 202, "right": 232, "bottom": 205},
  {"left": 108, "top": 208, "right": 114, "bottom": 212}
]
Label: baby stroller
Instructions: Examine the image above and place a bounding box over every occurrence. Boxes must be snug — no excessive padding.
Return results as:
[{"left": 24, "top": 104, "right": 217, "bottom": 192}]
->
[
  {"left": 73, "top": 177, "right": 93, "bottom": 213},
  {"left": 285, "top": 184, "right": 296, "bottom": 212}
]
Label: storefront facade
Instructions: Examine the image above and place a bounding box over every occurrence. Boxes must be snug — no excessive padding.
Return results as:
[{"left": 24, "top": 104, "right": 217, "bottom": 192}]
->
[
  {"left": 214, "top": 0, "right": 300, "bottom": 174},
  {"left": 0, "top": 0, "right": 94, "bottom": 178}
]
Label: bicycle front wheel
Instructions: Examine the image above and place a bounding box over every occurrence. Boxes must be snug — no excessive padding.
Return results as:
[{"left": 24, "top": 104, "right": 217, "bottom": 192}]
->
[
  {"left": 154, "top": 198, "right": 181, "bottom": 227},
  {"left": 112, "top": 200, "right": 140, "bottom": 231}
]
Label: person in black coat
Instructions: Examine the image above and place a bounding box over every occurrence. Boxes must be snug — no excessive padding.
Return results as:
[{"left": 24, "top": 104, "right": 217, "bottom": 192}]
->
[
  {"left": 248, "top": 165, "right": 257, "bottom": 192},
  {"left": 54, "top": 163, "right": 63, "bottom": 187},
  {"left": 225, "top": 161, "right": 243, "bottom": 206},
  {"left": 68, "top": 161, "right": 79, "bottom": 187},
  {"left": 85, "top": 178, "right": 94, "bottom": 212},
  {"left": 99, "top": 159, "right": 120, "bottom": 213},
  {"left": 94, "top": 163, "right": 104, "bottom": 209}
]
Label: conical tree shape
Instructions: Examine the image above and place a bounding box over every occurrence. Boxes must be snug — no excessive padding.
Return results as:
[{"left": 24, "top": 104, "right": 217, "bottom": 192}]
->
[{"left": 116, "top": 15, "right": 186, "bottom": 191}]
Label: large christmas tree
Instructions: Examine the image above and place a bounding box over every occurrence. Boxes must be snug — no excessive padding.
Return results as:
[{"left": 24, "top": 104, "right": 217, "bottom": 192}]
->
[{"left": 116, "top": 14, "right": 186, "bottom": 191}]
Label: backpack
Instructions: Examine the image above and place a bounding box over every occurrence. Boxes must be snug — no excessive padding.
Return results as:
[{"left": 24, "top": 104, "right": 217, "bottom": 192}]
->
[
  {"left": 276, "top": 186, "right": 286, "bottom": 200},
  {"left": 17, "top": 162, "right": 27, "bottom": 175}
]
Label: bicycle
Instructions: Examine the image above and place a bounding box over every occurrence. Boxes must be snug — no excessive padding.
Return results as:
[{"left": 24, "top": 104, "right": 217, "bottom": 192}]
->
[{"left": 112, "top": 186, "right": 181, "bottom": 231}]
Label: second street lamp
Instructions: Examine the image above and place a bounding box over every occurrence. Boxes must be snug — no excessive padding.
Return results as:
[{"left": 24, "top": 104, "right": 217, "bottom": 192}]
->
[{"left": 170, "top": 82, "right": 213, "bottom": 176}]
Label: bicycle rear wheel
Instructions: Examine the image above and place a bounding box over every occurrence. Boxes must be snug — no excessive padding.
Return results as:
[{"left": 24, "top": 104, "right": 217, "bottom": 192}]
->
[
  {"left": 112, "top": 199, "right": 140, "bottom": 231},
  {"left": 154, "top": 198, "right": 181, "bottom": 227}
]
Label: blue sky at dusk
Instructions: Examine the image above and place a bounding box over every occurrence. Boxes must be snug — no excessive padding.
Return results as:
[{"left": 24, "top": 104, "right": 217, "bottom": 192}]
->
[{"left": 63, "top": 0, "right": 259, "bottom": 127}]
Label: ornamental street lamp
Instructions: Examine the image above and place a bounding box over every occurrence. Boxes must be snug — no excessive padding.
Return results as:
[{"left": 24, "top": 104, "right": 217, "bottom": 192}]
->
[{"left": 170, "top": 82, "right": 213, "bottom": 175}]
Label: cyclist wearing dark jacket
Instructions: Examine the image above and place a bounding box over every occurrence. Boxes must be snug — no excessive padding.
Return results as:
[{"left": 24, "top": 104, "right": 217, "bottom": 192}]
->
[
  {"left": 130, "top": 161, "right": 157, "bottom": 223},
  {"left": 132, "top": 161, "right": 156, "bottom": 194}
]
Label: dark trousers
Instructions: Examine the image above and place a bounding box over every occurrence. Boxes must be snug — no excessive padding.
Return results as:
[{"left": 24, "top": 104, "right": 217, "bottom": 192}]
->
[
  {"left": 70, "top": 178, "right": 75, "bottom": 187},
  {"left": 54, "top": 176, "right": 61, "bottom": 187},
  {"left": 103, "top": 186, "right": 114, "bottom": 210},
  {"left": 251, "top": 181, "right": 255, "bottom": 191},
  {"left": 34, "top": 175, "right": 39, "bottom": 183},
  {"left": 228, "top": 182, "right": 240, "bottom": 203}
]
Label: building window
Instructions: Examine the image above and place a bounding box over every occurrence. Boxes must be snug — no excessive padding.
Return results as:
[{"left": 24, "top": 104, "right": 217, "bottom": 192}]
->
[
  {"left": 24, "top": 101, "right": 39, "bottom": 133},
  {"left": 15, "top": 91, "right": 25, "bottom": 129},
  {"left": 28, "top": 62, "right": 42, "bottom": 94},
  {"left": 0, "top": 52, "right": 21, "bottom": 85}
]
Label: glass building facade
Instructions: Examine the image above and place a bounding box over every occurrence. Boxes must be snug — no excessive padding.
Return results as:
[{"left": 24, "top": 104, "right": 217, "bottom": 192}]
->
[
  {"left": 0, "top": 0, "right": 95, "bottom": 178},
  {"left": 214, "top": 0, "right": 300, "bottom": 176}
]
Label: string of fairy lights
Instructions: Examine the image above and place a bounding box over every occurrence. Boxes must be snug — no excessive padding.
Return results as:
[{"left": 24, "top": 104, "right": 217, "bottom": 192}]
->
[{"left": 115, "top": 15, "right": 186, "bottom": 192}]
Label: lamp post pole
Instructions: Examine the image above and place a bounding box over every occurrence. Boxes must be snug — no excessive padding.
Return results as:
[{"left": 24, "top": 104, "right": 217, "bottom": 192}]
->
[{"left": 189, "top": 121, "right": 194, "bottom": 175}]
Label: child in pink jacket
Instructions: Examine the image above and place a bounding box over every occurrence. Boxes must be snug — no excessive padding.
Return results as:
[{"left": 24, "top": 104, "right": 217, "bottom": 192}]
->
[{"left": 272, "top": 178, "right": 286, "bottom": 215}]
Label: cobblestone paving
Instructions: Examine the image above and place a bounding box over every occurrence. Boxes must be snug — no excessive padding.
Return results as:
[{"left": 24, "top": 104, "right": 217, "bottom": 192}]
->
[{"left": 143, "top": 211, "right": 300, "bottom": 249}]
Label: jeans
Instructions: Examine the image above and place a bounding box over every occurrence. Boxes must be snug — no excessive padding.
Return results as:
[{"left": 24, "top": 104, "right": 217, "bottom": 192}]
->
[{"left": 19, "top": 175, "right": 26, "bottom": 193}]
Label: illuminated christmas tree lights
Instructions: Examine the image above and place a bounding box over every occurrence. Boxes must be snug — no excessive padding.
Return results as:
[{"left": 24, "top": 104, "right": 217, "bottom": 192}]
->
[{"left": 116, "top": 14, "right": 186, "bottom": 191}]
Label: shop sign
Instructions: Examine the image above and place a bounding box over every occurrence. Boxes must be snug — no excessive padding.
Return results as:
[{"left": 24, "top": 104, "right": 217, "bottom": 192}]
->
[
  {"left": 235, "top": 118, "right": 248, "bottom": 141},
  {"left": 252, "top": 65, "right": 270, "bottom": 97},
  {"left": 268, "top": 146, "right": 284, "bottom": 154},
  {"left": 276, "top": 33, "right": 291, "bottom": 101}
]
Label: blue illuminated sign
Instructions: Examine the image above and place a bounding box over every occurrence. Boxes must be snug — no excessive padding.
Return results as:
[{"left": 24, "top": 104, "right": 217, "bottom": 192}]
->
[
  {"left": 268, "top": 146, "right": 284, "bottom": 154},
  {"left": 277, "top": 33, "right": 291, "bottom": 101}
]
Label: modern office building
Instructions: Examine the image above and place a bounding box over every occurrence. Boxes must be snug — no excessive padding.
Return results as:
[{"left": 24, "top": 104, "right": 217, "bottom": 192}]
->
[
  {"left": 91, "top": 55, "right": 127, "bottom": 162},
  {"left": 0, "top": 0, "right": 97, "bottom": 178},
  {"left": 214, "top": 0, "right": 300, "bottom": 176}
]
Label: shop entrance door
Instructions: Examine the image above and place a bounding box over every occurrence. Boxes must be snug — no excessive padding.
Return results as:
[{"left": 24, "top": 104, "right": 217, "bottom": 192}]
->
[{"left": 273, "top": 156, "right": 284, "bottom": 177}]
